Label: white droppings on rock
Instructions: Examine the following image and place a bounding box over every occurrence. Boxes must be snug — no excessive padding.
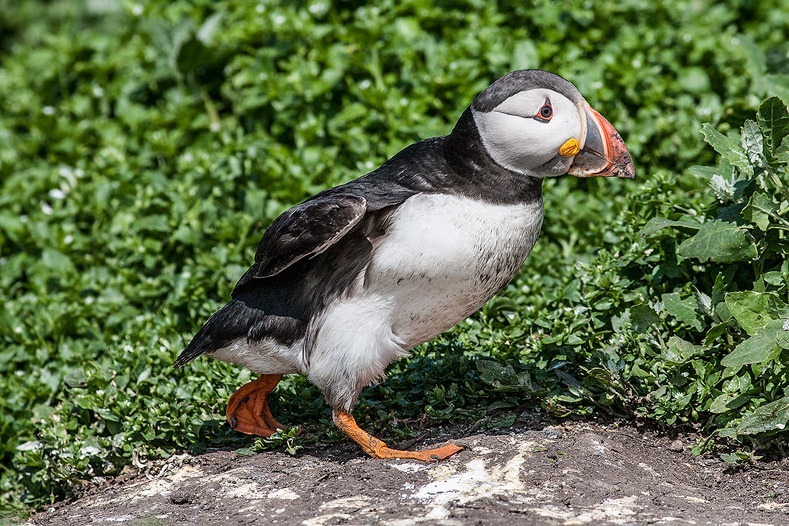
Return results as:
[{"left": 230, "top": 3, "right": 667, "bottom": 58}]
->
[
  {"left": 221, "top": 481, "right": 265, "bottom": 500},
  {"left": 267, "top": 488, "right": 300, "bottom": 500},
  {"left": 319, "top": 496, "right": 372, "bottom": 510},
  {"left": 134, "top": 465, "right": 204, "bottom": 500},
  {"left": 531, "top": 495, "right": 640, "bottom": 524},
  {"left": 390, "top": 462, "right": 428, "bottom": 473},
  {"left": 301, "top": 496, "right": 371, "bottom": 526},
  {"left": 413, "top": 440, "right": 535, "bottom": 511}
]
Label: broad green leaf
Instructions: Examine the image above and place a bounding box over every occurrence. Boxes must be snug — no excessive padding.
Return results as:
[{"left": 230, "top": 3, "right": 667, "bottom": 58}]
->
[
  {"left": 725, "top": 292, "right": 789, "bottom": 335},
  {"left": 743, "top": 192, "right": 777, "bottom": 231},
  {"left": 709, "top": 391, "right": 750, "bottom": 414},
  {"left": 709, "top": 173, "right": 736, "bottom": 202},
  {"left": 778, "top": 320, "right": 789, "bottom": 350},
  {"left": 686, "top": 165, "right": 718, "bottom": 180},
  {"left": 720, "top": 322, "right": 780, "bottom": 369},
  {"left": 196, "top": 12, "right": 224, "bottom": 44},
  {"left": 640, "top": 217, "right": 700, "bottom": 237},
  {"left": 741, "top": 120, "right": 767, "bottom": 169},
  {"left": 677, "top": 221, "right": 758, "bottom": 263},
  {"left": 710, "top": 392, "right": 736, "bottom": 414},
  {"left": 661, "top": 292, "right": 703, "bottom": 332},
  {"left": 662, "top": 336, "right": 701, "bottom": 364},
  {"left": 717, "top": 428, "right": 739, "bottom": 439},
  {"left": 761, "top": 272, "right": 784, "bottom": 287},
  {"left": 476, "top": 360, "right": 531, "bottom": 392},
  {"left": 736, "top": 396, "right": 789, "bottom": 435},
  {"left": 630, "top": 304, "right": 660, "bottom": 333},
  {"left": 700, "top": 124, "right": 751, "bottom": 174},
  {"left": 704, "top": 322, "right": 729, "bottom": 347},
  {"left": 737, "top": 34, "right": 766, "bottom": 77},
  {"left": 758, "top": 97, "right": 789, "bottom": 157},
  {"left": 719, "top": 452, "right": 741, "bottom": 464}
]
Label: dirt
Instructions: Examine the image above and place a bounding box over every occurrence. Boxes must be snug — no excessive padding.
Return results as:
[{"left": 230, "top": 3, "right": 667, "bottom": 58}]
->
[{"left": 29, "top": 418, "right": 788, "bottom": 526}]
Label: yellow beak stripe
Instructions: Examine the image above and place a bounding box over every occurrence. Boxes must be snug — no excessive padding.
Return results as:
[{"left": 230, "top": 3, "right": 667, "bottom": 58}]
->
[{"left": 559, "top": 138, "right": 581, "bottom": 157}]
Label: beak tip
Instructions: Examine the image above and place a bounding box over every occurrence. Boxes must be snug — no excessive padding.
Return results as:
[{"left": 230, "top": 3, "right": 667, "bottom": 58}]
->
[
  {"left": 568, "top": 104, "right": 635, "bottom": 180},
  {"left": 614, "top": 151, "right": 636, "bottom": 179}
]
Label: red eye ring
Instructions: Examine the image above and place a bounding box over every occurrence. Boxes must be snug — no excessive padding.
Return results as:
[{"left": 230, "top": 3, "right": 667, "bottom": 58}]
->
[{"left": 534, "top": 99, "right": 553, "bottom": 123}]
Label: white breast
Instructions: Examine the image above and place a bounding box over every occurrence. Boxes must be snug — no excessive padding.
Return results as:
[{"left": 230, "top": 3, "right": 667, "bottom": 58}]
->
[{"left": 367, "top": 193, "right": 543, "bottom": 346}]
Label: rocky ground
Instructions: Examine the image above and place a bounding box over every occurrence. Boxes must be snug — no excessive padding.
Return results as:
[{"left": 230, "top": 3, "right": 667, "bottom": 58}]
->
[{"left": 29, "top": 419, "right": 788, "bottom": 526}]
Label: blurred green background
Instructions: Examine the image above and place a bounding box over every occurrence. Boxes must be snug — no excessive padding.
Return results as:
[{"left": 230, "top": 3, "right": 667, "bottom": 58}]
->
[{"left": 1, "top": 0, "right": 787, "bottom": 512}]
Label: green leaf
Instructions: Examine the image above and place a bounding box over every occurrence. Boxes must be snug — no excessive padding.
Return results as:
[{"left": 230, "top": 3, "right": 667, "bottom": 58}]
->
[
  {"left": 725, "top": 292, "right": 789, "bottom": 335},
  {"left": 677, "top": 221, "right": 758, "bottom": 263},
  {"left": 741, "top": 120, "right": 767, "bottom": 169},
  {"left": 778, "top": 325, "right": 789, "bottom": 350},
  {"left": 662, "top": 336, "right": 701, "bottom": 364},
  {"left": 630, "top": 304, "right": 660, "bottom": 333},
  {"left": 640, "top": 217, "right": 700, "bottom": 237},
  {"left": 710, "top": 392, "right": 739, "bottom": 414},
  {"left": 700, "top": 124, "right": 751, "bottom": 174},
  {"left": 63, "top": 368, "right": 87, "bottom": 388},
  {"left": 687, "top": 165, "right": 719, "bottom": 180},
  {"left": 476, "top": 360, "right": 531, "bottom": 392},
  {"left": 196, "top": 12, "right": 224, "bottom": 45},
  {"left": 720, "top": 322, "right": 781, "bottom": 369},
  {"left": 757, "top": 97, "right": 789, "bottom": 157},
  {"left": 704, "top": 322, "right": 729, "bottom": 347},
  {"left": 661, "top": 293, "right": 703, "bottom": 332},
  {"left": 743, "top": 192, "right": 777, "bottom": 231},
  {"left": 736, "top": 396, "right": 789, "bottom": 435}
]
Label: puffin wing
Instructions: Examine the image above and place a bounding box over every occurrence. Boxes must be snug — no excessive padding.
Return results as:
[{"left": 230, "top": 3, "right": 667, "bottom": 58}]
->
[{"left": 233, "top": 193, "right": 367, "bottom": 294}]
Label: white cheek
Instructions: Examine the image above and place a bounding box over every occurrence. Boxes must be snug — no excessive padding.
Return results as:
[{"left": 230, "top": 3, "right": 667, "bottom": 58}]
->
[
  {"left": 474, "top": 112, "right": 567, "bottom": 172},
  {"left": 473, "top": 110, "right": 579, "bottom": 175}
]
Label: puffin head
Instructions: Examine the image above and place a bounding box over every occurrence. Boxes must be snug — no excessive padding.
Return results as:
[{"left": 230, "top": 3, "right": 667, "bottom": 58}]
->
[{"left": 470, "top": 70, "right": 635, "bottom": 180}]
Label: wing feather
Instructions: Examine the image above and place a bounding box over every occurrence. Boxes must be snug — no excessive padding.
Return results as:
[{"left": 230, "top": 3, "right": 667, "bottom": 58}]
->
[{"left": 232, "top": 193, "right": 367, "bottom": 294}]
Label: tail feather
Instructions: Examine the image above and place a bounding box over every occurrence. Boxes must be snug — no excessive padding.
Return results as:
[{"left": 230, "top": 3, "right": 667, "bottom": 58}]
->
[
  {"left": 175, "top": 300, "right": 263, "bottom": 369},
  {"left": 174, "top": 329, "right": 216, "bottom": 369}
]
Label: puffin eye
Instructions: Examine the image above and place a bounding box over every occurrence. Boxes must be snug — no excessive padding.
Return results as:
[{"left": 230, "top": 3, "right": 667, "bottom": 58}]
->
[{"left": 533, "top": 99, "right": 553, "bottom": 123}]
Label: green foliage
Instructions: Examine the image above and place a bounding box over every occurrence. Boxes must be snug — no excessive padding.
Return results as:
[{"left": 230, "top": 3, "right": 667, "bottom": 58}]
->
[
  {"left": 667, "top": 99, "right": 789, "bottom": 435},
  {"left": 493, "top": 97, "right": 789, "bottom": 449},
  {"left": 1, "top": 0, "right": 788, "bottom": 512}
]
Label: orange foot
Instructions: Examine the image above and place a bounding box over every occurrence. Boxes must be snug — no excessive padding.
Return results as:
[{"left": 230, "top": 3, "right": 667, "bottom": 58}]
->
[
  {"left": 333, "top": 410, "right": 464, "bottom": 462},
  {"left": 226, "top": 374, "right": 285, "bottom": 436}
]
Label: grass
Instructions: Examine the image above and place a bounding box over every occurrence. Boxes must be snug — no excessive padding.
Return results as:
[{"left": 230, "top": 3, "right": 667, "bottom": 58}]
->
[{"left": 1, "top": 0, "right": 788, "bottom": 512}]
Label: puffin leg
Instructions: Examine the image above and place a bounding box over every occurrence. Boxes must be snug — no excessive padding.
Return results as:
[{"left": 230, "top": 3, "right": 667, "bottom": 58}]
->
[
  {"left": 332, "top": 410, "right": 463, "bottom": 462},
  {"left": 226, "top": 374, "right": 285, "bottom": 436}
]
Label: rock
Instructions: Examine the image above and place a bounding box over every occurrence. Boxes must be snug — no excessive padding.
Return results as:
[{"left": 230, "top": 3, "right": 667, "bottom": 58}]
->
[{"left": 669, "top": 440, "right": 684, "bottom": 452}]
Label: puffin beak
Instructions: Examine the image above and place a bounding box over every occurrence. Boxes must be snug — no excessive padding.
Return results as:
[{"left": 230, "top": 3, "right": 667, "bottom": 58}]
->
[{"left": 567, "top": 103, "right": 635, "bottom": 179}]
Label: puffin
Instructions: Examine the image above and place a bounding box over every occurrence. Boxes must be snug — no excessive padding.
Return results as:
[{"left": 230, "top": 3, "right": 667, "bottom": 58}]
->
[{"left": 176, "top": 70, "right": 635, "bottom": 461}]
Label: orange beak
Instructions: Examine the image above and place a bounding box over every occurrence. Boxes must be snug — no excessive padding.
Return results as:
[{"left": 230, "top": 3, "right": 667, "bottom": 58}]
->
[{"left": 568, "top": 103, "right": 635, "bottom": 179}]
